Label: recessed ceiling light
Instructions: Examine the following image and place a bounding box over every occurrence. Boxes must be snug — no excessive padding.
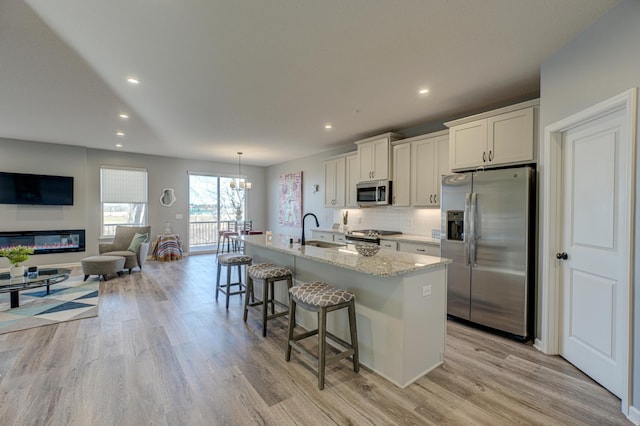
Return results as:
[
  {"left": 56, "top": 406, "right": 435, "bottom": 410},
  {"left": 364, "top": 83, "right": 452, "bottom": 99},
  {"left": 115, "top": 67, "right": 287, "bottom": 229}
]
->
[
  {"left": 418, "top": 88, "right": 430, "bottom": 95},
  {"left": 324, "top": 124, "right": 333, "bottom": 130},
  {"left": 115, "top": 143, "right": 123, "bottom": 148},
  {"left": 119, "top": 113, "right": 129, "bottom": 119},
  {"left": 116, "top": 131, "right": 125, "bottom": 137},
  {"left": 126, "top": 77, "right": 140, "bottom": 85}
]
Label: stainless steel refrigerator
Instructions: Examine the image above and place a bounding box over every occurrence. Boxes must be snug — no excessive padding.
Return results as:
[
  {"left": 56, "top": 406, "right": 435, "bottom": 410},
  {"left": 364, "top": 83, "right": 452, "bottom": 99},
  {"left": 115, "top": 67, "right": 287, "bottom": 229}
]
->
[{"left": 440, "top": 166, "right": 535, "bottom": 340}]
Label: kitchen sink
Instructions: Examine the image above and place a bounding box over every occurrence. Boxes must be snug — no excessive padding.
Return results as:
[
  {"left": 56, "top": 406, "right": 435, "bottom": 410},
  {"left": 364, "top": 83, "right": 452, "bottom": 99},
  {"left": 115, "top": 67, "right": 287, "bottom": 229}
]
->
[{"left": 303, "top": 240, "right": 346, "bottom": 248}]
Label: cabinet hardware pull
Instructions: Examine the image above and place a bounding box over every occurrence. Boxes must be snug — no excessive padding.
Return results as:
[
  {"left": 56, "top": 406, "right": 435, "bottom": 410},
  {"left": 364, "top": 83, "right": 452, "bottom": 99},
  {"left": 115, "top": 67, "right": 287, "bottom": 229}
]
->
[
  {"left": 417, "top": 249, "right": 426, "bottom": 252},
  {"left": 489, "top": 150, "right": 493, "bottom": 161},
  {"left": 430, "top": 194, "right": 433, "bottom": 203},
  {"left": 556, "top": 252, "right": 568, "bottom": 260},
  {"left": 482, "top": 152, "right": 487, "bottom": 162}
]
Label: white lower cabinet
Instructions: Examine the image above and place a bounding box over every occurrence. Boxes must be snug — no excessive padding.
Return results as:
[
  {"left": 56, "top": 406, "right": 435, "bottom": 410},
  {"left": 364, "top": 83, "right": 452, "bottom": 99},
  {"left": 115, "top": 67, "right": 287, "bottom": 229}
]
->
[
  {"left": 311, "top": 231, "right": 334, "bottom": 241},
  {"left": 379, "top": 239, "right": 398, "bottom": 251},
  {"left": 398, "top": 241, "right": 439, "bottom": 256}
]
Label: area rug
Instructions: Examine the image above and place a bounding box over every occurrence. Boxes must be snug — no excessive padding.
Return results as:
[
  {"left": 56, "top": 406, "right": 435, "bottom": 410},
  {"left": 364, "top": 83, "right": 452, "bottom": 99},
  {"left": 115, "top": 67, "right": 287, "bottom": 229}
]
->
[{"left": 0, "top": 275, "right": 99, "bottom": 334}]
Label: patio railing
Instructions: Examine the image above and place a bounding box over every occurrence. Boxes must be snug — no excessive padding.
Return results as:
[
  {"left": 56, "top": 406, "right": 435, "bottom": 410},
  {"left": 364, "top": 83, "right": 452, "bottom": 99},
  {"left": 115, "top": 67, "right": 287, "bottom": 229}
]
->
[
  {"left": 103, "top": 221, "right": 252, "bottom": 246},
  {"left": 189, "top": 220, "right": 253, "bottom": 246}
]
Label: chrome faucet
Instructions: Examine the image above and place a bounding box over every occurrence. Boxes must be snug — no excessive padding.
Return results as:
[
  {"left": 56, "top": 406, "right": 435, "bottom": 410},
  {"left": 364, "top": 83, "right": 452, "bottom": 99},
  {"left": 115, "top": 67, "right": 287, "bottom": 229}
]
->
[{"left": 301, "top": 213, "right": 319, "bottom": 246}]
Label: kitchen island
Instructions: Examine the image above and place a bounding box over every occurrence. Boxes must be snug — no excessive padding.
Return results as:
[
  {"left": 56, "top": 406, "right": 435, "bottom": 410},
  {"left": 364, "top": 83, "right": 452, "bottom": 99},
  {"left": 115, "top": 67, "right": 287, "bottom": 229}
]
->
[{"left": 239, "top": 233, "right": 451, "bottom": 388}]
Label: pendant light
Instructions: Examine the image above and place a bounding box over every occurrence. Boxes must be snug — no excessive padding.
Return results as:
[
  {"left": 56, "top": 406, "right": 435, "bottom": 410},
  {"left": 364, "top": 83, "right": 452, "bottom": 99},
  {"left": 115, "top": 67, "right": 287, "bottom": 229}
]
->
[{"left": 230, "top": 152, "right": 252, "bottom": 190}]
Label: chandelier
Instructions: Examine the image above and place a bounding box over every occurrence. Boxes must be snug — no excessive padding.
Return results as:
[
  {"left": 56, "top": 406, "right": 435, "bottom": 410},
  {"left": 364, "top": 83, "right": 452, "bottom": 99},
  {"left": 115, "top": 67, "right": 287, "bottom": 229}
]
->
[{"left": 230, "top": 151, "right": 252, "bottom": 190}]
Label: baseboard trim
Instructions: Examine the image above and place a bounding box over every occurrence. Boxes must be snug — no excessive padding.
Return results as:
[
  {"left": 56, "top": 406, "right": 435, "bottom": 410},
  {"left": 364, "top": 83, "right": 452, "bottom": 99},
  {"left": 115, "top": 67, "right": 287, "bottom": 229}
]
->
[
  {"left": 533, "top": 338, "right": 543, "bottom": 352},
  {"left": 628, "top": 405, "right": 640, "bottom": 425}
]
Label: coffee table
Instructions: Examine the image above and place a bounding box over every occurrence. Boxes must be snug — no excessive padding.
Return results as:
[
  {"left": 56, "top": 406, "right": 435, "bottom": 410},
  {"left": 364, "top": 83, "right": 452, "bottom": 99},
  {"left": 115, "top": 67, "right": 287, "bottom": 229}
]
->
[{"left": 0, "top": 268, "right": 71, "bottom": 308}]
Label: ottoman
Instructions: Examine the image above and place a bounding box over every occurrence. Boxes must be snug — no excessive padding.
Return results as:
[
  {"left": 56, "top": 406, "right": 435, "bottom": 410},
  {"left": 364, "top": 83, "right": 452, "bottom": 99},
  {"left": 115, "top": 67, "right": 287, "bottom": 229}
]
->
[{"left": 81, "top": 255, "right": 126, "bottom": 281}]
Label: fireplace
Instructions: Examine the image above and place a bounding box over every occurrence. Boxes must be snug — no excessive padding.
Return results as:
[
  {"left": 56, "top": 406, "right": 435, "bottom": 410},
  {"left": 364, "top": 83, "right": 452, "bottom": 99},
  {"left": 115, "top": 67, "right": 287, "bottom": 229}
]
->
[{"left": 0, "top": 230, "right": 86, "bottom": 254}]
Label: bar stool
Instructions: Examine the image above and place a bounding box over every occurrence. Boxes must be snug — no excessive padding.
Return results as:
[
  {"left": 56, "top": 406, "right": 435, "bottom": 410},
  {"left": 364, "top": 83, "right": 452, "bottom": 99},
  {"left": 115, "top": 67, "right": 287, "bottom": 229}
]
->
[
  {"left": 216, "top": 253, "right": 252, "bottom": 309},
  {"left": 216, "top": 230, "right": 239, "bottom": 255},
  {"left": 244, "top": 264, "right": 293, "bottom": 337},
  {"left": 285, "top": 281, "right": 359, "bottom": 390}
]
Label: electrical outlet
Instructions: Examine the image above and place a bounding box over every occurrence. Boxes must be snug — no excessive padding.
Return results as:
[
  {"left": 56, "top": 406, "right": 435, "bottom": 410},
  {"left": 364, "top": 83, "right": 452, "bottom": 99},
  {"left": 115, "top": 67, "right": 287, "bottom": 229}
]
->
[
  {"left": 175, "top": 213, "right": 183, "bottom": 220},
  {"left": 422, "top": 284, "right": 432, "bottom": 297}
]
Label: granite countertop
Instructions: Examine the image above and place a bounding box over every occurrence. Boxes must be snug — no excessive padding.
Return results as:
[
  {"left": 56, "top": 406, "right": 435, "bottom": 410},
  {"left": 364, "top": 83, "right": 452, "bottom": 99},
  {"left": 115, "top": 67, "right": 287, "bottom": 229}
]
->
[
  {"left": 240, "top": 233, "right": 450, "bottom": 277},
  {"left": 313, "top": 228, "right": 441, "bottom": 245}
]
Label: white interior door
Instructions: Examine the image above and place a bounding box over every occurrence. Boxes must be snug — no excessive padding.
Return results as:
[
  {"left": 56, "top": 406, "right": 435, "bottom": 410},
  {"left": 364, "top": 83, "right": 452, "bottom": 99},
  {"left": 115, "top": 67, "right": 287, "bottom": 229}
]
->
[{"left": 559, "top": 108, "right": 629, "bottom": 398}]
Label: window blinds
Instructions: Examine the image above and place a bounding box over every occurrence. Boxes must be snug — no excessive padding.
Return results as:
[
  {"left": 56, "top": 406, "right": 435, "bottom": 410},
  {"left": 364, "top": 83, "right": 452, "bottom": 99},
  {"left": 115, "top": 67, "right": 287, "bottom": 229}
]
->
[{"left": 100, "top": 166, "right": 148, "bottom": 203}]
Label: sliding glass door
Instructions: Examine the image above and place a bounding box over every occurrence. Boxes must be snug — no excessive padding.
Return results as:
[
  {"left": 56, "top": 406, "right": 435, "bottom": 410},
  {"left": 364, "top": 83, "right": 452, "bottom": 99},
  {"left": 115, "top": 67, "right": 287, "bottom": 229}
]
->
[{"left": 188, "top": 174, "right": 247, "bottom": 251}]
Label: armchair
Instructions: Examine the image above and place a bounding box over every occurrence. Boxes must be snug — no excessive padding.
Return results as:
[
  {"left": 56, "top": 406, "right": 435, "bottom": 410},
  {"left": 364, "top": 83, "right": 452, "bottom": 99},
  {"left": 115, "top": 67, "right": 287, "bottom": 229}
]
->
[{"left": 99, "top": 225, "right": 151, "bottom": 273}]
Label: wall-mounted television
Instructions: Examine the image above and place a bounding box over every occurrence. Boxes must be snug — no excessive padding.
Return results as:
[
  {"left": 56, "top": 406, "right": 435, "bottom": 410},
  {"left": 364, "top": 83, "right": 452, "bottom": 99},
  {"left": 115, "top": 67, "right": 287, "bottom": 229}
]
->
[{"left": 0, "top": 171, "right": 74, "bottom": 206}]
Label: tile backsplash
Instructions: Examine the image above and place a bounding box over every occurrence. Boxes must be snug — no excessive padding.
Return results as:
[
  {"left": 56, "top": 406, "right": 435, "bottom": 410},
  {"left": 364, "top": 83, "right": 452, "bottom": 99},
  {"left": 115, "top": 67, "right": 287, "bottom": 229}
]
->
[{"left": 333, "top": 207, "right": 441, "bottom": 237}]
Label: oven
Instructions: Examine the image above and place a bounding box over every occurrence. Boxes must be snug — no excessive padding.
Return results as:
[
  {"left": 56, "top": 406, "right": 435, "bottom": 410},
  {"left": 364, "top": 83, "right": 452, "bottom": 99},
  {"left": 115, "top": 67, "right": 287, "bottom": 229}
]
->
[{"left": 345, "top": 229, "right": 402, "bottom": 245}]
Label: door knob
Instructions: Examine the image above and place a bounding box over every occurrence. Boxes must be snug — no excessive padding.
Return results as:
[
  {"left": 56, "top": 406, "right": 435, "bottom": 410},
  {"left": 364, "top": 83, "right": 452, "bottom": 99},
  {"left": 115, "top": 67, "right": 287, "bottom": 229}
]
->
[{"left": 556, "top": 252, "right": 568, "bottom": 260}]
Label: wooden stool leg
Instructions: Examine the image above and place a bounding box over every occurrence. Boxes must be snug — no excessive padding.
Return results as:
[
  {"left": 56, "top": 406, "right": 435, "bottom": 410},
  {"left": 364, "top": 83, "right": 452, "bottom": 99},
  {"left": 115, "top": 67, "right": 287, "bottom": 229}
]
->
[
  {"left": 225, "top": 264, "right": 232, "bottom": 309},
  {"left": 318, "top": 307, "right": 327, "bottom": 390},
  {"left": 243, "top": 275, "right": 253, "bottom": 322},
  {"left": 262, "top": 278, "right": 269, "bottom": 337},
  {"left": 348, "top": 300, "right": 360, "bottom": 372},
  {"left": 285, "top": 297, "right": 296, "bottom": 361},
  {"left": 215, "top": 263, "right": 221, "bottom": 301},
  {"left": 270, "top": 281, "right": 275, "bottom": 315}
]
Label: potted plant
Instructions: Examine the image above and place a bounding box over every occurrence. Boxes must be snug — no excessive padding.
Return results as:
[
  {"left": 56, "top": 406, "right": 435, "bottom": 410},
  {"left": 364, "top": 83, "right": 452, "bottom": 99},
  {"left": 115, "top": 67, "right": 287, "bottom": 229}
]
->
[
  {"left": 0, "top": 245, "right": 34, "bottom": 277},
  {"left": 341, "top": 210, "right": 349, "bottom": 232}
]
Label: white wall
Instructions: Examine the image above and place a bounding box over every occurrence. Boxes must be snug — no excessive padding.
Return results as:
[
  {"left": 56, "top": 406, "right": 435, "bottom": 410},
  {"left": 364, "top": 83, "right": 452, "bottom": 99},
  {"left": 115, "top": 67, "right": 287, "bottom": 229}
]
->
[
  {"left": 538, "top": 0, "right": 640, "bottom": 407},
  {"left": 0, "top": 138, "right": 87, "bottom": 266},
  {"left": 0, "top": 138, "right": 267, "bottom": 266},
  {"left": 85, "top": 149, "right": 266, "bottom": 251}
]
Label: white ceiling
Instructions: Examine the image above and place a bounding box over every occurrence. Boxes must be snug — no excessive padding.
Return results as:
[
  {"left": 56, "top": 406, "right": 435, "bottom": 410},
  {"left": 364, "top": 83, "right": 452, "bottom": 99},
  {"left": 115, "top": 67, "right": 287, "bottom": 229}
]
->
[{"left": 0, "top": 0, "right": 617, "bottom": 166}]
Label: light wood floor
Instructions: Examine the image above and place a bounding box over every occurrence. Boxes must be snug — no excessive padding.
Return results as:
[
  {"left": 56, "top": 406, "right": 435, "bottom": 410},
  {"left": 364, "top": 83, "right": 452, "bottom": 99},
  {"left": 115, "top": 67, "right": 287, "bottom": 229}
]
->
[{"left": 0, "top": 254, "right": 628, "bottom": 425}]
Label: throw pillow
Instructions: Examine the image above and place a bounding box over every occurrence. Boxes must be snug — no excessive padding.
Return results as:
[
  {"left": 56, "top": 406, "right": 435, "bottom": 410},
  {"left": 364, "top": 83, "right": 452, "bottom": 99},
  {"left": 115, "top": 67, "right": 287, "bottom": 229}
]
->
[{"left": 128, "top": 232, "right": 149, "bottom": 252}]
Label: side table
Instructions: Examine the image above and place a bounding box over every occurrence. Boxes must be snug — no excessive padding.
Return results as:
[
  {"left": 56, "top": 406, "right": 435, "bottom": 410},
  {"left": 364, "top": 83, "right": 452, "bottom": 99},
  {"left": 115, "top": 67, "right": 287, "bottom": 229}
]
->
[{"left": 152, "top": 234, "right": 184, "bottom": 261}]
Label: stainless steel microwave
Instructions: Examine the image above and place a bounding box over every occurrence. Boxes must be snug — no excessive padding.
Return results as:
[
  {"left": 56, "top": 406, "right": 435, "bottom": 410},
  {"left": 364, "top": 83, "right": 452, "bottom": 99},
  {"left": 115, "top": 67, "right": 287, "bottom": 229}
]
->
[{"left": 356, "top": 180, "right": 392, "bottom": 206}]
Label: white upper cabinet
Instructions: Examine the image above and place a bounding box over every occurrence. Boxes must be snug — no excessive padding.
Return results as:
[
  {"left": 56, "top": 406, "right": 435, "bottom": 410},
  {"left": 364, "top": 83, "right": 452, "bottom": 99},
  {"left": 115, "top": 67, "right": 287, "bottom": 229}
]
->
[
  {"left": 411, "top": 132, "right": 449, "bottom": 207},
  {"left": 488, "top": 108, "right": 535, "bottom": 165},
  {"left": 356, "top": 133, "right": 401, "bottom": 182},
  {"left": 323, "top": 156, "right": 346, "bottom": 208},
  {"left": 446, "top": 100, "right": 538, "bottom": 171},
  {"left": 448, "top": 119, "right": 487, "bottom": 170},
  {"left": 392, "top": 143, "right": 411, "bottom": 206},
  {"left": 345, "top": 153, "right": 360, "bottom": 207}
]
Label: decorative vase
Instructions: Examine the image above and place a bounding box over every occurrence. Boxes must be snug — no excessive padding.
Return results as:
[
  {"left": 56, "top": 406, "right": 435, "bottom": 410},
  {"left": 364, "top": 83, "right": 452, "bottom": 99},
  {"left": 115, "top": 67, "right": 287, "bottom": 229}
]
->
[{"left": 9, "top": 264, "right": 25, "bottom": 278}]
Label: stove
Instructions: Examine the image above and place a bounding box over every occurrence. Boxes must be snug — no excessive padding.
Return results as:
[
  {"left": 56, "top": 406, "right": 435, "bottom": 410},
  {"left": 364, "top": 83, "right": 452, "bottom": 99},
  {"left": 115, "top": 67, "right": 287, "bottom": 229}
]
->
[{"left": 346, "top": 229, "right": 402, "bottom": 244}]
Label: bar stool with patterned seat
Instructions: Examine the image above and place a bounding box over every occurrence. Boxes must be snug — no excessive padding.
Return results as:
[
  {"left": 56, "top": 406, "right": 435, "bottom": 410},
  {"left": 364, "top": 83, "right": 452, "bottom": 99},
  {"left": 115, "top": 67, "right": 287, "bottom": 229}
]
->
[
  {"left": 244, "top": 264, "right": 293, "bottom": 337},
  {"left": 216, "top": 253, "right": 252, "bottom": 309},
  {"left": 285, "top": 281, "right": 360, "bottom": 390}
]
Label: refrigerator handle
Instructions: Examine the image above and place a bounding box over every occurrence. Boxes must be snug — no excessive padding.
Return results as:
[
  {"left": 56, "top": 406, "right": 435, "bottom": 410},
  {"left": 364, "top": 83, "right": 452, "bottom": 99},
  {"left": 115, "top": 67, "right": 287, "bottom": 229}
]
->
[
  {"left": 464, "top": 193, "right": 471, "bottom": 266},
  {"left": 471, "top": 192, "right": 478, "bottom": 265}
]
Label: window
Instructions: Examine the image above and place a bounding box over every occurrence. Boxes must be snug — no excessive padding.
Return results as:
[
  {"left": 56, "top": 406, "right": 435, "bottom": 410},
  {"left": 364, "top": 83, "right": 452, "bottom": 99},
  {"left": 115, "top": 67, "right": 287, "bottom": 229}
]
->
[
  {"left": 188, "top": 173, "right": 247, "bottom": 249},
  {"left": 100, "top": 166, "right": 148, "bottom": 237}
]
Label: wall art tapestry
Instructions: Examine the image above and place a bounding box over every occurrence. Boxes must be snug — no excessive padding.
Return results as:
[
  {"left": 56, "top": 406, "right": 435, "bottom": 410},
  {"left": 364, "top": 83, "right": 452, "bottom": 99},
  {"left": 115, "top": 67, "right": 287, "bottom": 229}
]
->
[{"left": 279, "top": 171, "right": 302, "bottom": 227}]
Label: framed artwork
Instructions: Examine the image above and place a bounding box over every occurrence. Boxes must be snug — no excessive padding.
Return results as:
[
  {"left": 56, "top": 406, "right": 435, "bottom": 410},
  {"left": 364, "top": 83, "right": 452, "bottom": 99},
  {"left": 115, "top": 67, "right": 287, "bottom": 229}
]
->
[{"left": 279, "top": 171, "right": 302, "bottom": 227}]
